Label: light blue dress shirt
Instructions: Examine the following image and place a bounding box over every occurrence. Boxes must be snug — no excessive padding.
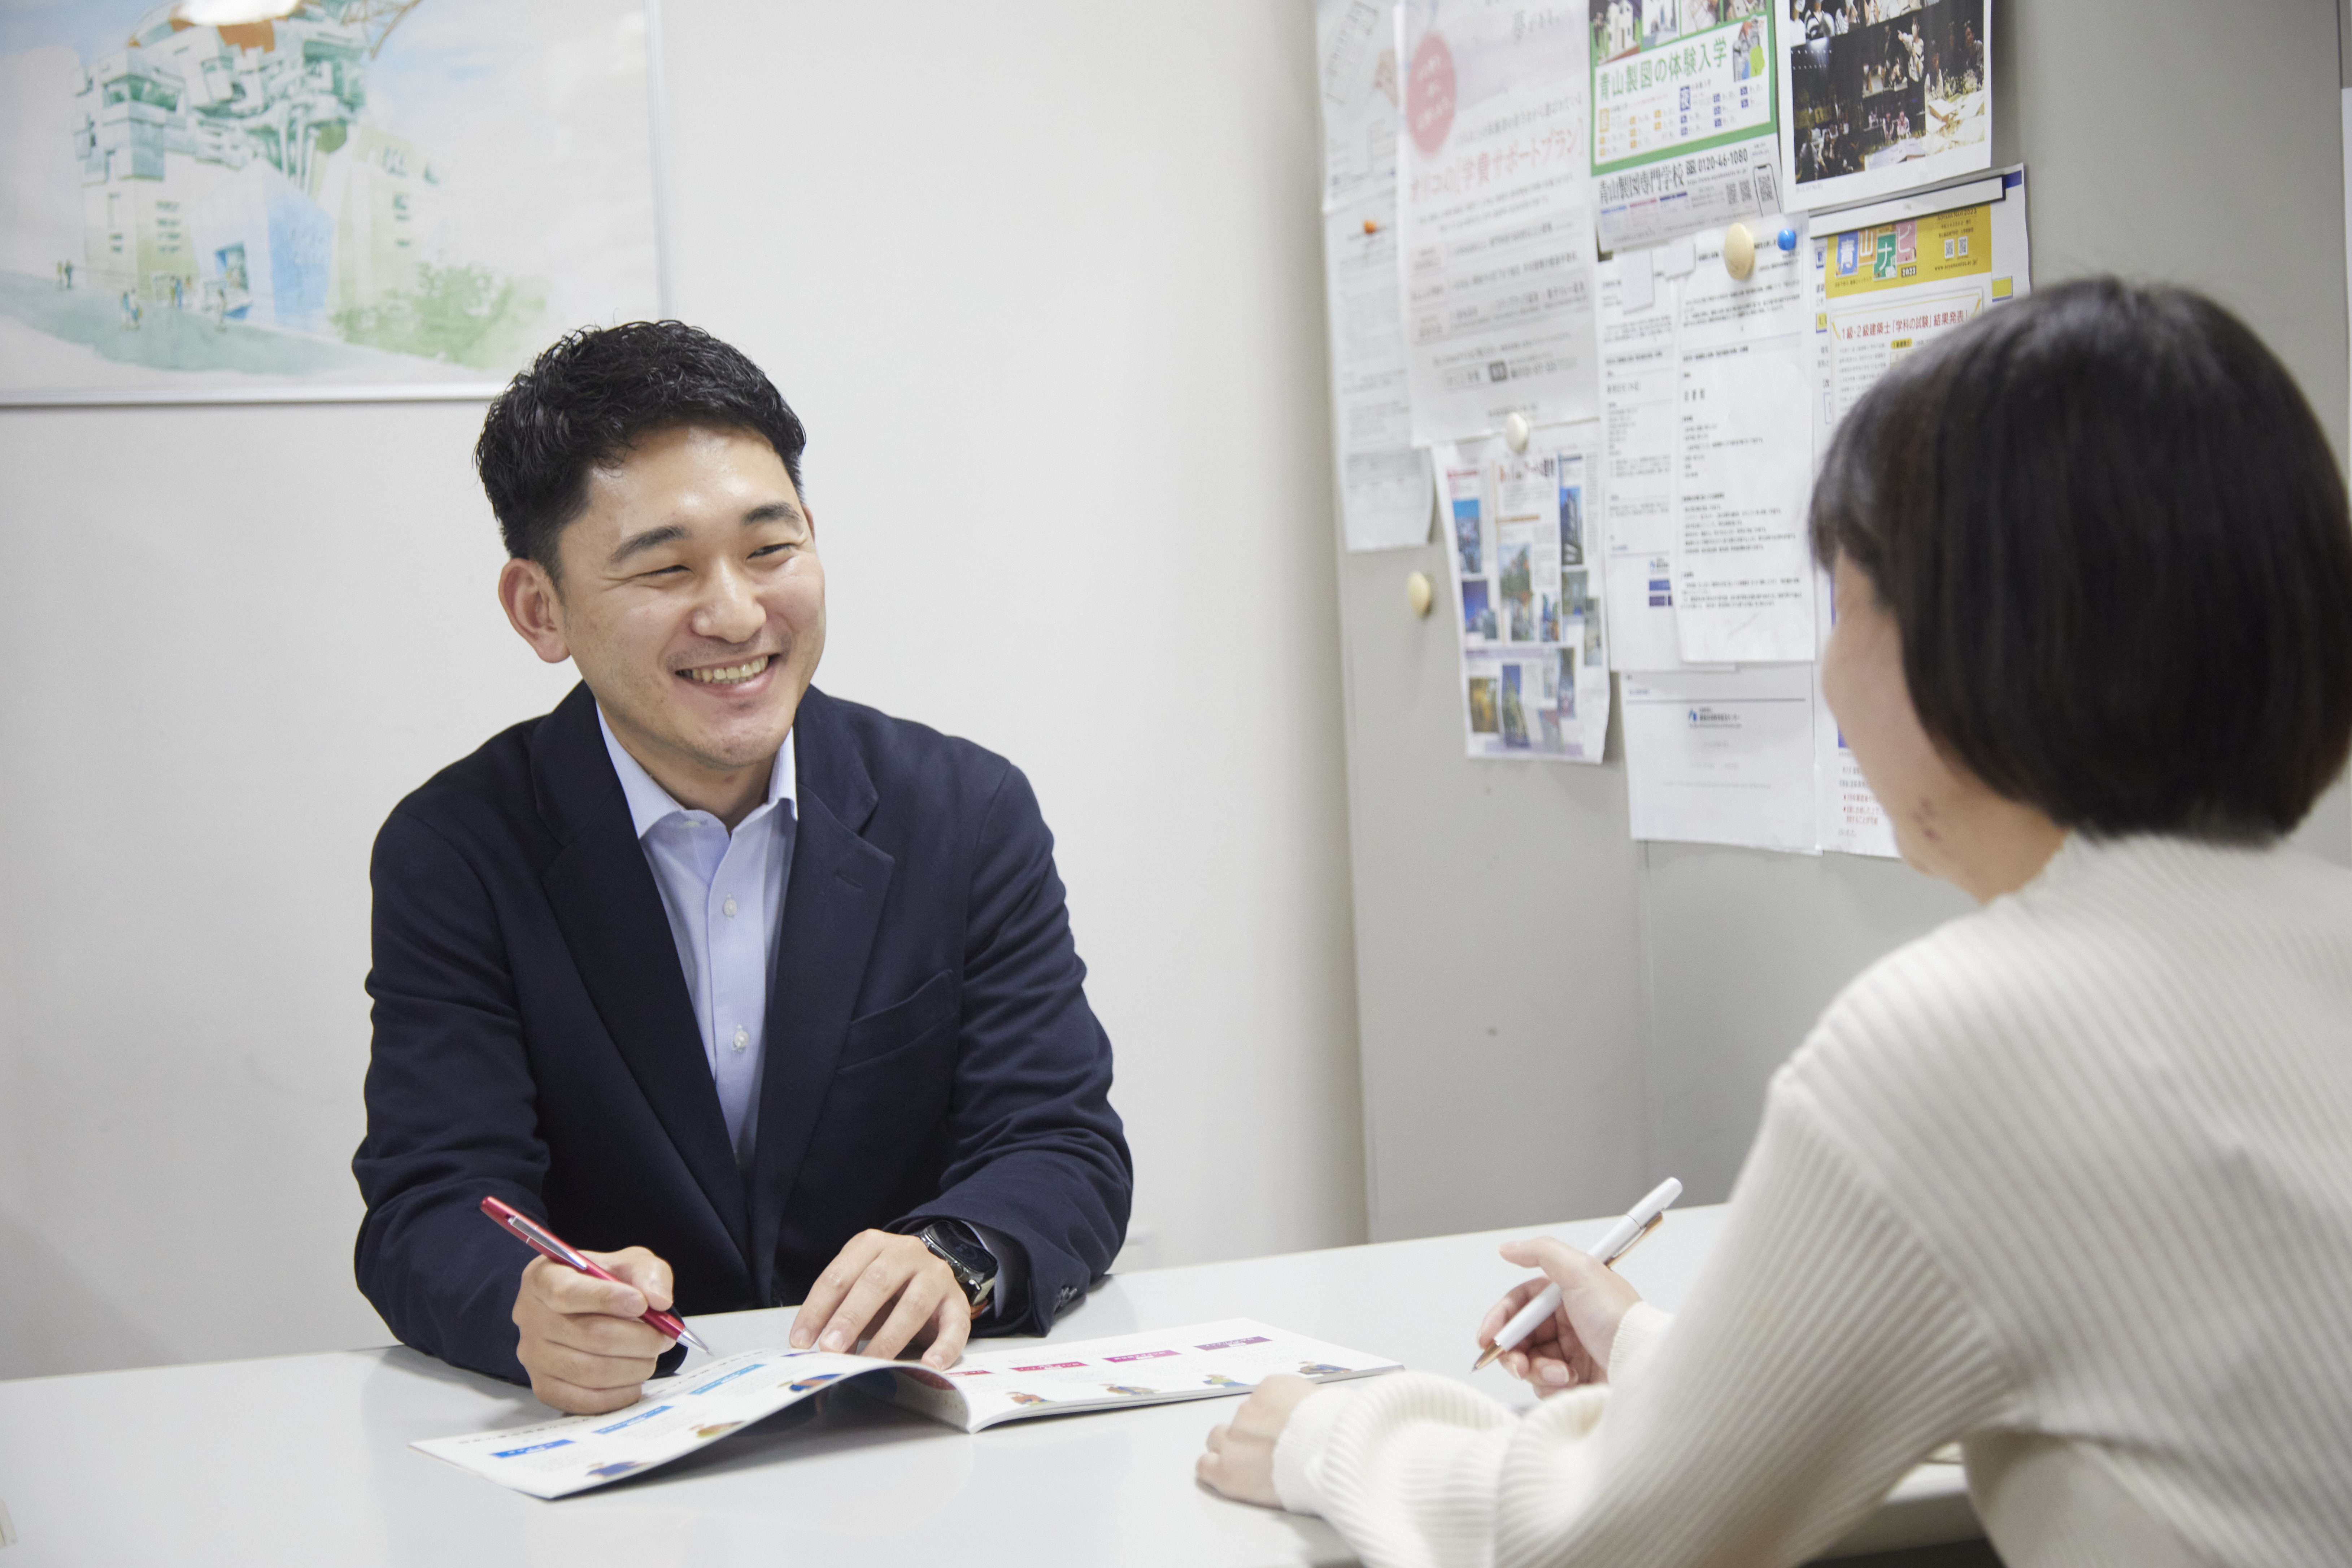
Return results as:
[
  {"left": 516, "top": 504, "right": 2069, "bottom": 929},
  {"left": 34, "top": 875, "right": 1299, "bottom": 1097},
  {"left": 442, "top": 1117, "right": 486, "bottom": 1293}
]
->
[
  {"left": 598, "top": 710, "right": 795, "bottom": 1167},
  {"left": 595, "top": 709, "right": 1021, "bottom": 1313}
]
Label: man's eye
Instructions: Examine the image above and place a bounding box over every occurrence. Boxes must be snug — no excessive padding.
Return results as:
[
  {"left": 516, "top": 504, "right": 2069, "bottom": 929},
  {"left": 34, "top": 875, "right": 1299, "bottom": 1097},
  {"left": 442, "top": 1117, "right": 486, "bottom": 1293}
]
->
[{"left": 750, "top": 542, "right": 792, "bottom": 559}]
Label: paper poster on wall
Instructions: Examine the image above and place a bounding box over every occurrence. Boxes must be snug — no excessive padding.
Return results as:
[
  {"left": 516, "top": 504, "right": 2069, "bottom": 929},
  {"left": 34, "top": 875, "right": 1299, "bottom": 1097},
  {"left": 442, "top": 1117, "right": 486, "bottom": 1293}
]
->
[
  {"left": 1813, "top": 166, "right": 2028, "bottom": 428},
  {"left": 1673, "top": 222, "right": 1814, "bottom": 663},
  {"left": 1776, "top": 0, "right": 1990, "bottom": 214},
  {"left": 1324, "top": 196, "right": 1435, "bottom": 551},
  {"left": 1398, "top": 0, "right": 1602, "bottom": 443},
  {"left": 1318, "top": 0, "right": 1402, "bottom": 212},
  {"left": 1441, "top": 430, "right": 1611, "bottom": 762},
  {"left": 1806, "top": 164, "right": 2029, "bottom": 857},
  {"left": 1622, "top": 663, "right": 1816, "bottom": 851},
  {"left": 0, "top": 0, "right": 661, "bottom": 404},
  {"left": 1600, "top": 226, "right": 1812, "bottom": 672},
  {"left": 1588, "top": 0, "right": 1781, "bottom": 254},
  {"left": 1597, "top": 249, "right": 1692, "bottom": 672}
]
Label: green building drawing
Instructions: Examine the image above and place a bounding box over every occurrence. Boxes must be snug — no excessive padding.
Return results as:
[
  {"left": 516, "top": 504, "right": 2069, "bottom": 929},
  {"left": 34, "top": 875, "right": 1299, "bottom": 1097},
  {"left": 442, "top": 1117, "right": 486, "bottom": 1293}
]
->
[{"left": 74, "top": 2, "right": 435, "bottom": 332}]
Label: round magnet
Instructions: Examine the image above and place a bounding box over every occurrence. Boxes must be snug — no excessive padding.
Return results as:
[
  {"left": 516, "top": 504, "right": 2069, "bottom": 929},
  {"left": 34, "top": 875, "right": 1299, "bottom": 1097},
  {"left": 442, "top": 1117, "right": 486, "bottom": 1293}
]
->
[
  {"left": 1722, "top": 223, "right": 1755, "bottom": 280},
  {"left": 1503, "top": 411, "right": 1532, "bottom": 453},
  {"left": 1406, "top": 570, "right": 1434, "bottom": 619},
  {"left": 1777, "top": 226, "right": 1798, "bottom": 252}
]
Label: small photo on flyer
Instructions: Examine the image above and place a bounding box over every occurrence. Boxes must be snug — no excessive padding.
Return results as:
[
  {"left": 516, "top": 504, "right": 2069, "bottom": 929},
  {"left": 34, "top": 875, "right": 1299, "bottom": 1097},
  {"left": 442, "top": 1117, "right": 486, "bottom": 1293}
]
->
[{"left": 1779, "top": 0, "right": 1988, "bottom": 211}]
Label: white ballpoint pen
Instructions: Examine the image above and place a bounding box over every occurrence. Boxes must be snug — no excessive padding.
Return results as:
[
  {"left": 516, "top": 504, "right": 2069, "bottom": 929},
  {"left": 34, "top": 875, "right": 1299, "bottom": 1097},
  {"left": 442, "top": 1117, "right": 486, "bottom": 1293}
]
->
[{"left": 1472, "top": 1177, "right": 1683, "bottom": 1372}]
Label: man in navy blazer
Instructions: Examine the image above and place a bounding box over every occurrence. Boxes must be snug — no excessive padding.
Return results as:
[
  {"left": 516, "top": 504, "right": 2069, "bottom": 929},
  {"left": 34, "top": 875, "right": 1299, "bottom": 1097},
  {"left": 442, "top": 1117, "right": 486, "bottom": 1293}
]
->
[{"left": 353, "top": 322, "right": 1131, "bottom": 1413}]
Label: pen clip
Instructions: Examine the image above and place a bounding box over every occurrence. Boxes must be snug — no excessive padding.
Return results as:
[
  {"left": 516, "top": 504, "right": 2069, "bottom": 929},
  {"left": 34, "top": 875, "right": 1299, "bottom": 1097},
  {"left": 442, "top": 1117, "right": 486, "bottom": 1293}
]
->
[
  {"left": 500, "top": 1210, "right": 589, "bottom": 1271},
  {"left": 1604, "top": 1211, "right": 1665, "bottom": 1272}
]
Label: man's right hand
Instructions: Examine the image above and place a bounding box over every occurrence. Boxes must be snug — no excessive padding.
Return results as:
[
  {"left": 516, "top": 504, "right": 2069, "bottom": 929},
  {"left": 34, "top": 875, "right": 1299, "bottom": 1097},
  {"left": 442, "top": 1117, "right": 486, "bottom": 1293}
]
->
[{"left": 511, "top": 1246, "right": 678, "bottom": 1414}]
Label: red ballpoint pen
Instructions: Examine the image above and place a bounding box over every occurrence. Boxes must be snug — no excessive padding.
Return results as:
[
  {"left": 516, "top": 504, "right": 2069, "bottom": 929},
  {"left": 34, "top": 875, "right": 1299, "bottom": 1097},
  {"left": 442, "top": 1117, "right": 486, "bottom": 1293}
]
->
[{"left": 480, "top": 1196, "right": 711, "bottom": 1354}]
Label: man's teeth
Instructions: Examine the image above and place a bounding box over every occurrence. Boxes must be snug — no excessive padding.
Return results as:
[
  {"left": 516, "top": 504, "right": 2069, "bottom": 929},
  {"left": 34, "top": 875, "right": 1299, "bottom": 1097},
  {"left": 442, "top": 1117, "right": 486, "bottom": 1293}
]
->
[{"left": 687, "top": 657, "right": 770, "bottom": 684}]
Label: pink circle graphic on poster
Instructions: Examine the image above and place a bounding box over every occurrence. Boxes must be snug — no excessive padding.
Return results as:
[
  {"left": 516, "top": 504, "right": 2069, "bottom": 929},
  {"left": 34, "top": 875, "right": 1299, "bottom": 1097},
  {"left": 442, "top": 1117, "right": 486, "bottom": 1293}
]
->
[{"left": 1407, "top": 31, "right": 1456, "bottom": 154}]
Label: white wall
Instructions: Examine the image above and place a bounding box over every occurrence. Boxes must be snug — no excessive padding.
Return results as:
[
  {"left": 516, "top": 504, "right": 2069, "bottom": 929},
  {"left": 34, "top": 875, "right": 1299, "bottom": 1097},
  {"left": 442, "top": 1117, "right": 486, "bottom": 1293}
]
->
[
  {"left": 0, "top": 405, "right": 577, "bottom": 1376},
  {"left": 0, "top": 0, "right": 1363, "bottom": 1381}
]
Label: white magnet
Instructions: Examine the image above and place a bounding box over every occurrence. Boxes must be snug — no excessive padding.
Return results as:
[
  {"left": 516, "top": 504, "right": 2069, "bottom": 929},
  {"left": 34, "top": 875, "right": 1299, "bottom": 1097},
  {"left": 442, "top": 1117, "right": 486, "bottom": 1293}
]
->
[
  {"left": 1503, "top": 411, "right": 1532, "bottom": 453},
  {"left": 1722, "top": 223, "right": 1755, "bottom": 280},
  {"left": 1406, "top": 570, "right": 1434, "bottom": 619}
]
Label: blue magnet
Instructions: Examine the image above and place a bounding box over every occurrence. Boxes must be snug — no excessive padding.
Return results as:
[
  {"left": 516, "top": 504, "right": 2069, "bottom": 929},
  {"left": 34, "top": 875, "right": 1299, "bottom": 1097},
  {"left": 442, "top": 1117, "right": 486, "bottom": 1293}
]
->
[{"left": 1776, "top": 227, "right": 1799, "bottom": 252}]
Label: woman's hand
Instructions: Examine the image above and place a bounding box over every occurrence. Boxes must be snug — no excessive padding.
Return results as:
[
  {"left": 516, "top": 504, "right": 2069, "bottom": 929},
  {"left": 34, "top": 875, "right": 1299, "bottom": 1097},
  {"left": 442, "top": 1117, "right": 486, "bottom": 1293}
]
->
[
  {"left": 1476, "top": 1236, "right": 1642, "bottom": 1395},
  {"left": 1196, "top": 1374, "right": 1319, "bottom": 1507}
]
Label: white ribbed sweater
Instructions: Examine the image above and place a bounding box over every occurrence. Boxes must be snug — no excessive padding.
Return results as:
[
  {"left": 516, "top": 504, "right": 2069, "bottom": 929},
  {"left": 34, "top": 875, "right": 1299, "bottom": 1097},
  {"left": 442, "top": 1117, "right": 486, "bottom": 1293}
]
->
[{"left": 1274, "top": 835, "right": 2352, "bottom": 1567}]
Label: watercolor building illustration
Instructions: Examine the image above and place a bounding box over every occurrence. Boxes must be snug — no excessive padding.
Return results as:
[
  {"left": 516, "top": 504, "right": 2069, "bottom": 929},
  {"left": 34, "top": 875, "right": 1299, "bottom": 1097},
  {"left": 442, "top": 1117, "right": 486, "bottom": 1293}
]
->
[
  {"left": 4, "top": 0, "right": 577, "bottom": 378},
  {"left": 75, "top": 2, "right": 437, "bottom": 334}
]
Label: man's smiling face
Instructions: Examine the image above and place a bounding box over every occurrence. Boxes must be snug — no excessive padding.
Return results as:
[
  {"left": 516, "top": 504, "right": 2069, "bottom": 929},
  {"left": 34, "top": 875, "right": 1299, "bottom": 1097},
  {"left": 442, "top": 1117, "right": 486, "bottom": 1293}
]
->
[{"left": 505, "top": 421, "right": 825, "bottom": 811}]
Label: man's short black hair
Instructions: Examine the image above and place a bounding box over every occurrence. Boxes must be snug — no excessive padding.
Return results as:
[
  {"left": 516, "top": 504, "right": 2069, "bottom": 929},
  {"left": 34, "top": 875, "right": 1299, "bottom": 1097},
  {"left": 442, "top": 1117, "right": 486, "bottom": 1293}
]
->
[
  {"left": 1811, "top": 277, "right": 2352, "bottom": 841},
  {"left": 475, "top": 320, "right": 808, "bottom": 577}
]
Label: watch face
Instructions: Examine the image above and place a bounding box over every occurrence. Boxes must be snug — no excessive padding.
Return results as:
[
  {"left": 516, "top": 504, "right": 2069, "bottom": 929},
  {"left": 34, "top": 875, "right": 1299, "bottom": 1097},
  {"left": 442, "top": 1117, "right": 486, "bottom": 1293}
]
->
[{"left": 924, "top": 1222, "right": 996, "bottom": 1284}]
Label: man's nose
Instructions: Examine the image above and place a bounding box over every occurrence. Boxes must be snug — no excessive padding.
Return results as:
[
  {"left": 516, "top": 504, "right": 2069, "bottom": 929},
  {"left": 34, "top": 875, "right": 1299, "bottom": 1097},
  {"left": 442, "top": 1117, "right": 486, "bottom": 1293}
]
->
[{"left": 691, "top": 562, "right": 765, "bottom": 645}]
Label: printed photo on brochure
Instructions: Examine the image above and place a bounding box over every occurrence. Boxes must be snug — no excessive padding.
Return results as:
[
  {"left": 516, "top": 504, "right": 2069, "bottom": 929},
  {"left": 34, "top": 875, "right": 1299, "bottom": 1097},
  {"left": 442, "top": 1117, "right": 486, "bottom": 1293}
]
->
[{"left": 1778, "top": 0, "right": 1990, "bottom": 212}]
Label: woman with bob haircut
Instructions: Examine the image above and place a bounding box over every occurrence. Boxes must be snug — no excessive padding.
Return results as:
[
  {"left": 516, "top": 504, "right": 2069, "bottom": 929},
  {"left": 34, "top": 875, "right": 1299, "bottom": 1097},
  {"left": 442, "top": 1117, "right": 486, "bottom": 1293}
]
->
[{"left": 1197, "top": 279, "right": 2352, "bottom": 1565}]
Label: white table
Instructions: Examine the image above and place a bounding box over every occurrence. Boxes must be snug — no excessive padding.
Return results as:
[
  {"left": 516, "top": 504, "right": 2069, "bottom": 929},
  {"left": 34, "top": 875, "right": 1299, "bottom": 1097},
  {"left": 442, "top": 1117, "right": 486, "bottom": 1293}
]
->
[{"left": 0, "top": 1205, "right": 1975, "bottom": 1564}]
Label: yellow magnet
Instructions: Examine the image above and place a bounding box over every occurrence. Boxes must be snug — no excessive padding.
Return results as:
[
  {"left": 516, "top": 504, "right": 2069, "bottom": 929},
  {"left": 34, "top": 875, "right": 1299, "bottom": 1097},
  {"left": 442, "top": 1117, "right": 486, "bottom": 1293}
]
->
[
  {"left": 1406, "top": 570, "right": 1434, "bottom": 619},
  {"left": 1723, "top": 222, "right": 1755, "bottom": 280}
]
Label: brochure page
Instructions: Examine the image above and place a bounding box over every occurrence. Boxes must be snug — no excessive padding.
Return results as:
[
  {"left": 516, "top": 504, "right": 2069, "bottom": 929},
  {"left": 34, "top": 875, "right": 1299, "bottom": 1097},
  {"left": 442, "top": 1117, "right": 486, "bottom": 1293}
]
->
[{"left": 415, "top": 1319, "right": 1401, "bottom": 1500}]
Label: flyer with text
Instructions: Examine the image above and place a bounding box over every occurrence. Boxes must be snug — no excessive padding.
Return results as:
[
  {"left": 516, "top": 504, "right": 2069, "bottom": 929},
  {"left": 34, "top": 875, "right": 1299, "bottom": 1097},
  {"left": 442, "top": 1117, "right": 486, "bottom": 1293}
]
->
[
  {"left": 1399, "top": 0, "right": 1602, "bottom": 442},
  {"left": 1589, "top": 0, "right": 1781, "bottom": 253}
]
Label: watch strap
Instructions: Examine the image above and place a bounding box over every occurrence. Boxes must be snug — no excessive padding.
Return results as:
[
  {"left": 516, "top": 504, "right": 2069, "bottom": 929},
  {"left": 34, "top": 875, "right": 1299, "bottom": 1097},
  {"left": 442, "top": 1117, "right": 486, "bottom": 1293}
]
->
[{"left": 918, "top": 1220, "right": 998, "bottom": 1316}]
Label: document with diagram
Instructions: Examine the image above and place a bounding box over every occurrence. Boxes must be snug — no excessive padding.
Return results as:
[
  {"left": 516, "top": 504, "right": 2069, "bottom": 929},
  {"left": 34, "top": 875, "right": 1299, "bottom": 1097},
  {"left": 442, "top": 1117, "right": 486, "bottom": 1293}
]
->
[
  {"left": 1673, "top": 221, "right": 1814, "bottom": 664},
  {"left": 1317, "top": 0, "right": 1401, "bottom": 212},
  {"left": 1598, "top": 221, "right": 1812, "bottom": 671}
]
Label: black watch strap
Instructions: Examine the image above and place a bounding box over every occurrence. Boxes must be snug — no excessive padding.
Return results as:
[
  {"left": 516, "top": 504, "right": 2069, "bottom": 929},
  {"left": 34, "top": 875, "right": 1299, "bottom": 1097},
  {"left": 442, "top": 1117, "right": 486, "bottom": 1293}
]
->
[{"left": 918, "top": 1220, "right": 998, "bottom": 1314}]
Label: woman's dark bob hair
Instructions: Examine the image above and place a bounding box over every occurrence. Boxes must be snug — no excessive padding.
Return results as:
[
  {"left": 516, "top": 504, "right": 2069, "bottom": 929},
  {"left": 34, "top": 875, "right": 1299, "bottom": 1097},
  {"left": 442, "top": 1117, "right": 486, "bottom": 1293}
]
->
[{"left": 1811, "top": 277, "right": 2352, "bottom": 841}]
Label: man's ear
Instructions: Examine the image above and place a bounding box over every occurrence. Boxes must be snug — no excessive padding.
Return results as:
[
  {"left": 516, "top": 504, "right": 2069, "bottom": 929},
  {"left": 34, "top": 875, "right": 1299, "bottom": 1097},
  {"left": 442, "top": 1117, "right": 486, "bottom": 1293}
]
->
[{"left": 498, "top": 557, "right": 572, "bottom": 666}]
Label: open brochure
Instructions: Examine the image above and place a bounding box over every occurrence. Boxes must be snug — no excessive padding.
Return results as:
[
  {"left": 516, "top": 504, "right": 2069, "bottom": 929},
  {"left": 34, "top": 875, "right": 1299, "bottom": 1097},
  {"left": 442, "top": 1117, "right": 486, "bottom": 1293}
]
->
[{"left": 414, "top": 1318, "right": 1401, "bottom": 1499}]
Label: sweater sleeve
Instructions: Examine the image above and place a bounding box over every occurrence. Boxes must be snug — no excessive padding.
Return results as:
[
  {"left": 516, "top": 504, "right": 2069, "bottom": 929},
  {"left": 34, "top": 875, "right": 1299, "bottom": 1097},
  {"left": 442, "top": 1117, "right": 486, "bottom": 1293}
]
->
[
  {"left": 1604, "top": 1301, "right": 1673, "bottom": 1391},
  {"left": 1270, "top": 1077, "right": 2016, "bottom": 1568}
]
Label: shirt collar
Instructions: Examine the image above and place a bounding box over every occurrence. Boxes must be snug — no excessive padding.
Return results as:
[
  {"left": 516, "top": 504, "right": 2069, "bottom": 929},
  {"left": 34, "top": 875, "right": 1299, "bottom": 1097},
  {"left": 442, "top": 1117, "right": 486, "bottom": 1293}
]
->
[{"left": 596, "top": 705, "right": 796, "bottom": 841}]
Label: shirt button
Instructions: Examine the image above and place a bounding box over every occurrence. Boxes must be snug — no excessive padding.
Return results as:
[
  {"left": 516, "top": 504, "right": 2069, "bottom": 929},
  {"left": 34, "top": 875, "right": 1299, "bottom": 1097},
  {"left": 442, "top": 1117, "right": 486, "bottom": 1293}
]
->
[
  {"left": 723, "top": 897, "right": 739, "bottom": 918},
  {"left": 732, "top": 1027, "right": 749, "bottom": 1053}
]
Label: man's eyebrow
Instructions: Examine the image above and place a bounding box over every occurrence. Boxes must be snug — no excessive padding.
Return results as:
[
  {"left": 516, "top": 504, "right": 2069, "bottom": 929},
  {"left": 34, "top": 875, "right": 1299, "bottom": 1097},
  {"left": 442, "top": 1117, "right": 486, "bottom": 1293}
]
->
[
  {"left": 608, "top": 524, "right": 689, "bottom": 566},
  {"left": 743, "top": 500, "right": 806, "bottom": 528},
  {"left": 607, "top": 502, "right": 803, "bottom": 567}
]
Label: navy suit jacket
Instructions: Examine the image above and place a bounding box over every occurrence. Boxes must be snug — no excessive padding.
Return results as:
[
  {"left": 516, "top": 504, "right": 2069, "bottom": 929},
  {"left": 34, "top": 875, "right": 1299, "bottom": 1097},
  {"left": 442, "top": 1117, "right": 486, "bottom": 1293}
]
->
[{"left": 353, "top": 682, "right": 1131, "bottom": 1384}]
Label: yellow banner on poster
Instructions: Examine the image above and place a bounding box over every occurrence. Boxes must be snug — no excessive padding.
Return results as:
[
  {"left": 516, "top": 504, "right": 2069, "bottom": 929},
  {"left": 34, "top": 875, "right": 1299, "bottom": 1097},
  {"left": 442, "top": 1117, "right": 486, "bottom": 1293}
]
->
[{"left": 1825, "top": 203, "right": 1993, "bottom": 300}]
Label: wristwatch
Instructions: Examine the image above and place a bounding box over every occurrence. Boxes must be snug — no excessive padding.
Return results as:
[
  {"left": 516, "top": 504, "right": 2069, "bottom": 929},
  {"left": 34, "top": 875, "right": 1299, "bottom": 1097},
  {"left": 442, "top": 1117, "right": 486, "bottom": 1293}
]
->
[{"left": 918, "top": 1219, "right": 998, "bottom": 1317}]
